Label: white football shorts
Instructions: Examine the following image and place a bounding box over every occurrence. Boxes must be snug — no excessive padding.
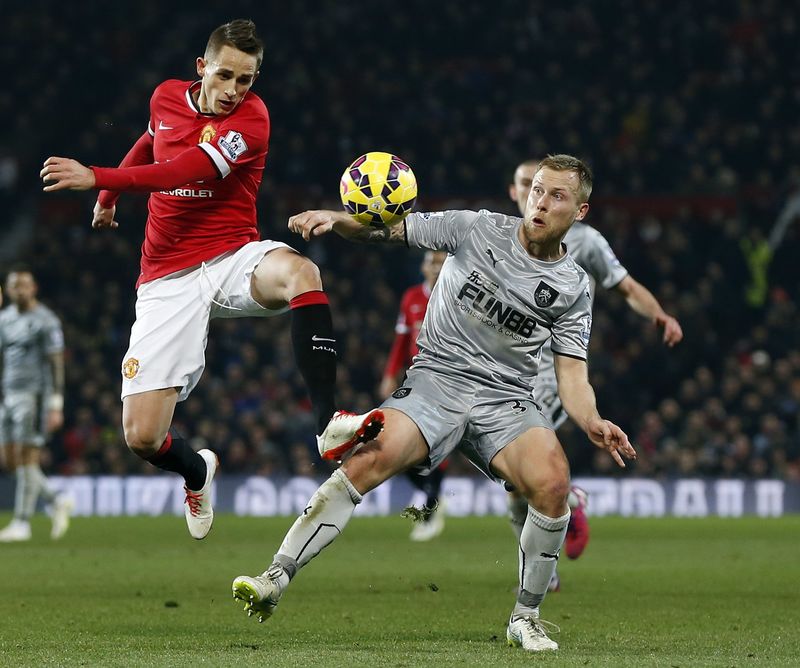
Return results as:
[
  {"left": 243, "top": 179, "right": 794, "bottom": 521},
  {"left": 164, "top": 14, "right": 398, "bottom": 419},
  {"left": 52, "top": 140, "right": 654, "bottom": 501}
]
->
[{"left": 121, "top": 240, "right": 290, "bottom": 401}]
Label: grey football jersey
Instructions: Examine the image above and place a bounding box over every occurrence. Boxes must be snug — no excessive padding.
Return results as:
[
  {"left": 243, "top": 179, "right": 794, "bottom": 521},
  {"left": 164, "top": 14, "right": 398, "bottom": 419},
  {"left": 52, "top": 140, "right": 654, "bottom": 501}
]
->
[
  {"left": 0, "top": 304, "right": 64, "bottom": 393},
  {"left": 537, "top": 221, "right": 628, "bottom": 388},
  {"left": 405, "top": 209, "right": 592, "bottom": 393}
]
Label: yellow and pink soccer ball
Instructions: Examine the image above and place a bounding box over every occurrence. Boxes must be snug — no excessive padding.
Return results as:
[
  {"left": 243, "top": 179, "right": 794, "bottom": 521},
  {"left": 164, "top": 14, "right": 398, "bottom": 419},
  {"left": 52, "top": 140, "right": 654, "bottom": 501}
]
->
[{"left": 340, "top": 151, "right": 417, "bottom": 226}]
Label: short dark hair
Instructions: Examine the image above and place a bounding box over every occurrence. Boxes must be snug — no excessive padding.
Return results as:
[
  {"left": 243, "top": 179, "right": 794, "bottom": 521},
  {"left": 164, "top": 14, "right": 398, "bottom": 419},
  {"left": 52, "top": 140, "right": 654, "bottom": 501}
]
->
[
  {"left": 205, "top": 19, "right": 264, "bottom": 69},
  {"left": 6, "top": 262, "right": 33, "bottom": 277},
  {"left": 537, "top": 154, "right": 593, "bottom": 202}
]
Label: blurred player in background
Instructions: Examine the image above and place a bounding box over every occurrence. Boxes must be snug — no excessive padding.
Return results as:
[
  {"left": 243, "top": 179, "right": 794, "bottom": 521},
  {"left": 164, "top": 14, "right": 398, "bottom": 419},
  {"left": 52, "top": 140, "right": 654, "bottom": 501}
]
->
[
  {"left": 39, "top": 19, "right": 383, "bottom": 540},
  {"left": 0, "top": 266, "right": 73, "bottom": 542},
  {"left": 507, "top": 159, "right": 684, "bottom": 590},
  {"left": 380, "top": 250, "right": 448, "bottom": 541},
  {"left": 234, "top": 155, "right": 637, "bottom": 653}
]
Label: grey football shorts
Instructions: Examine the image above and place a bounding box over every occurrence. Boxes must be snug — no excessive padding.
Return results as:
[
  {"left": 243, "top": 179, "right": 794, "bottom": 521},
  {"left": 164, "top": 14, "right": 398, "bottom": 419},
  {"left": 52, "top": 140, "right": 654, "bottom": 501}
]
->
[
  {"left": 534, "top": 384, "right": 569, "bottom": 430},
  {"left": 0, "top": 392, "right": 46, "bottom": 447},
  {"left": 381, "top": 365, "right": 552, "bottom": 481}
]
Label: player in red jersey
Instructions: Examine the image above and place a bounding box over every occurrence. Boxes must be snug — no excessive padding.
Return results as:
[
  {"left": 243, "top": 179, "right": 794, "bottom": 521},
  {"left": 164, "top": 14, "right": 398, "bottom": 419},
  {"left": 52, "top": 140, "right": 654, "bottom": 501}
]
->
[
  {"left": 379, "top": 251, "right": 448, "bottom": 541},
  {"left": 40, "top": 19, "right": 383, "bottom": 540}
]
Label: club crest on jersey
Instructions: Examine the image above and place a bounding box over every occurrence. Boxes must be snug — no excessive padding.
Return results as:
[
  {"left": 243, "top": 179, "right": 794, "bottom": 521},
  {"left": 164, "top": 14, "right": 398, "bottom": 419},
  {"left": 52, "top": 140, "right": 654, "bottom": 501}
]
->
[
  {"left": 218, "top": 130, "right": 248, "bottom": 162},
  {"left": 392, "top": 387, "right": 412, "bottom": 399},
  {"left": 122, "top": 357, "right": 140, "bottom": 380},
  {"left": 534, "top": 281, "right": 560, "bottom": 308},
  {"left": 199, "top": 124, "right": 216, "bottom": 143}
]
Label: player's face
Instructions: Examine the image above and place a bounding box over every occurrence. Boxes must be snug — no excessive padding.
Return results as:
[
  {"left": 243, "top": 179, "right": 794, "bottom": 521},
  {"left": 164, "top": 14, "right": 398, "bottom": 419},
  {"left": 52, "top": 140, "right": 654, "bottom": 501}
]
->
[
  {"left": 6, "top": 272, "right": 37, "bottom": 308},
  {"left": 421, "top": 251, "right": 447, "bottom": 288},
  {"left": 522, "top": 167, "right": 589, "bottom": 245},
  {"left": 196, "top": 45, "right": 259, "bottom": 116},
  {"left": 509, "top": 163, "right": 538, "bottom": 216}
]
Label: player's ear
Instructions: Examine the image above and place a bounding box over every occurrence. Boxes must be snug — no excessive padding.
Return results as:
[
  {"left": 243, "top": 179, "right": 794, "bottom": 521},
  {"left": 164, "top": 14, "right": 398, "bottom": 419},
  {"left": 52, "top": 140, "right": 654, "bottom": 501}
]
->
[
  {"left": 575, "top": 202, "right": 590, "bottom": 221},
  {"left": 508, "top": 184, "right": 516, "bottom": 202},
  {"left": 196, "top": 57, "right": 206, "bottom": 77},
  {"left": 253, "top": 70, "right": 260, "bottom": 84}
]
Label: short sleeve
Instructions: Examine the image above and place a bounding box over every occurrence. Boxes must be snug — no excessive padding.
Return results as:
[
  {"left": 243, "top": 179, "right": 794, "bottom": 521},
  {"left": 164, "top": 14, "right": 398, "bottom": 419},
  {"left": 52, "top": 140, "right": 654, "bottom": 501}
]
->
[
  {"left": 43, "top": 313, "right": 65, "bottom": 355},
  {"left": 405, "top": 210, "right": 480, "bottom": 253},
  {"left": 581, "top": 227, "right": 628, "bottom": 289},
  {"left": 551, "top": 282, "right": 592, "bottom": 361}
]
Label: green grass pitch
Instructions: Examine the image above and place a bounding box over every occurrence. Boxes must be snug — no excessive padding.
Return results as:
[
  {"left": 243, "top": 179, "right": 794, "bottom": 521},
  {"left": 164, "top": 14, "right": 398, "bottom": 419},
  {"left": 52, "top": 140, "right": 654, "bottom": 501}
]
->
[{"left": 0, "top": 513, "right": 798, "bottom": 666}]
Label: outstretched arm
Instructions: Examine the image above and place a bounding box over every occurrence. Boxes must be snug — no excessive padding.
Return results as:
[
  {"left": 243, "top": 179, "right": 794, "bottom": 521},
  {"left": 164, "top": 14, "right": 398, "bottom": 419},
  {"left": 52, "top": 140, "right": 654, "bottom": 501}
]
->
[
  {"left": 614, "top": 275, "right": 683, "bottom": 347},
  {"left": 41, "top": 146, "right": 218, "bottom": 194},
  {"left": 554, "top": 353, "right": 637, "bottom": 467},
  {"left": 288, "top": 210, "right": 407, "bottom": 244}
]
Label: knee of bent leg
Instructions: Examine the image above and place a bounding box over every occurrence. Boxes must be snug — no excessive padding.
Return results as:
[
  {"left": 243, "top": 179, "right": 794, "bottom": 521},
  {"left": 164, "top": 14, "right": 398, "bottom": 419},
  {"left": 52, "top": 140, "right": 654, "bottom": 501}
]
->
[
  {"left": 342, "top": 443, "right": 408, "bottom": 495},
  {"left": 123, "top": 420, "right": 167, "bottom": 458},
  {"left": 289, "top": 256, "right": 323, "bottom": 295},
  {"left": 522, "top": 462, "right": 571, "bottom": 512}
]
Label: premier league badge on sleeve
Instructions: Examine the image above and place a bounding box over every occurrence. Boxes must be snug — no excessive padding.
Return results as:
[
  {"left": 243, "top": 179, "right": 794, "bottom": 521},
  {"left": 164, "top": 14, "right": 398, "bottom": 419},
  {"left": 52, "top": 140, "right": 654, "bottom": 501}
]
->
[{"left": 534, "top": 281, "right": 560, "bottom": 308}]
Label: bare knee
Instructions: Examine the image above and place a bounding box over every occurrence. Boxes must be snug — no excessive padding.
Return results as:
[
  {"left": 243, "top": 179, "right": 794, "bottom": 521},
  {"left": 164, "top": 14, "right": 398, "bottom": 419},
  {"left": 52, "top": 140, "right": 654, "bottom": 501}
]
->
[
  {"left": 123, "top": 420, "right": 168, "bottom": 459},
  {"left": 342, "top": 440, "right": 424, "bottom": 495},
  {"left": 341, "top": 448, "right": 386, "bottom": 494},
  {"left": 252, "top": 252, "right": 322, "bottom": 308},
  {"left": 519, "top": 470, "right": 570, "bottom": 517},
  {"left": 288, "top": 257, "right": 322, "bottom": 297}
]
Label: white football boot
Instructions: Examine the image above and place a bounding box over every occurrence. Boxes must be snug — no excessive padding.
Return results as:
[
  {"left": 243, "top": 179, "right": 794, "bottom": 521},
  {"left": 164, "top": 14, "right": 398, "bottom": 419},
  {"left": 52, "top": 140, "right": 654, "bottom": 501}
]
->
[
  {"left": 232, "top": 564, "right": 289, "bottom": 623},
  {"left": 316, "top": 409, "right": 385, "bottom": 461},
  {"left": 0, "top": 519, "right": 32, "bottom": 542},
  {"left": 507, "top": 610, "right": 560, "bottom": 652},
  {"left": 50, "top": 495, "right": 75, "bottom": 540},
  {"left": 409, "top": 502, "right": 446, "bottom": 542},
  {"left": 183, "top": 449, "right": 219, "bottom": 539}
]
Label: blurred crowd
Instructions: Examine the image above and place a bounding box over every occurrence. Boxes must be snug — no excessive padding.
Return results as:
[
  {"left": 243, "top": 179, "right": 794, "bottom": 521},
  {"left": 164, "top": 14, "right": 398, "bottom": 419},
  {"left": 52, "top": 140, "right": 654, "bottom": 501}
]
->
[{"left": 2, "top": 1, "right": 799, "bottom": 480}]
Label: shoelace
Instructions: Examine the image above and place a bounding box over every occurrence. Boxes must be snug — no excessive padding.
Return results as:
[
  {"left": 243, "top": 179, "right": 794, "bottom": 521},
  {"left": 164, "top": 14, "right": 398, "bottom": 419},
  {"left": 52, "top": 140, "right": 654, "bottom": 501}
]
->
[
  {"left": 184, "top": 488, "right": 203, "bottom": 516},
  {"left": 517, "top": 616, "right": 561, "bottom": 638}
]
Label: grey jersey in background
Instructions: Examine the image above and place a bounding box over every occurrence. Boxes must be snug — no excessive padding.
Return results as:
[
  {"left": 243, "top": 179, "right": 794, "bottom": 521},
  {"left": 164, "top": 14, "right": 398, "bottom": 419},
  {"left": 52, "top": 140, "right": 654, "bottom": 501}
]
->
[
  {"left": 0, "top": 304, "right": 64, "bottom": 394},
  {"left": 405, "top": 209, "right": 592, "bottom": 394},
  {"left": 536, "top": 221, "right": 629, "bottom": 389}
]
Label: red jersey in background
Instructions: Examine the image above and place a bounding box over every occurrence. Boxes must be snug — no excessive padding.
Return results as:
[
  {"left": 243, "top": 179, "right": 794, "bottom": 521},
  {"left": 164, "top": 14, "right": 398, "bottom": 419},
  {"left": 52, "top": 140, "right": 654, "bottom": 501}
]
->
[{"left": 384, "top": 282, "right": 431, "bottom": 378}]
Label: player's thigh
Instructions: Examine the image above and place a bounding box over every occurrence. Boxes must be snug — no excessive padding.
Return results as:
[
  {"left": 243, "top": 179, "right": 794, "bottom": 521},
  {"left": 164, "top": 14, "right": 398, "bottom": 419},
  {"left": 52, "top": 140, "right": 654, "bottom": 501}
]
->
[
  {"left": 250, "top": 246, "right": 321, "bottom": 309},
  {"left": 122, "top": 270, "right": 212, "bottom": 402},
  {"left": 380, "top": 367, "right": 471, "bottom": 473},
  {"left": 122, "top": 388, "right": 179, "bottom": 451},
  {"left": 5, "top": 393, "right": 43, "bottom": 450},
  {"left": 490, "top": 427, "right": 571, "bottom": 504},
  {"left": 342, "top": 408, "right": 429, "bottom": 494}
]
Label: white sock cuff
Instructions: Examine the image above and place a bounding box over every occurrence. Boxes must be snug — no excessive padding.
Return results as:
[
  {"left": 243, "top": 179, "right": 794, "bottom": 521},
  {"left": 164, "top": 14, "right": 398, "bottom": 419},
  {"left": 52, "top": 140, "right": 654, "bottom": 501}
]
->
[
  {"left": 332, "top": 469, "right": 362, "bottom": 504},
  {"left": 528, "top": 506, "right": 570, "bottom": 532}
]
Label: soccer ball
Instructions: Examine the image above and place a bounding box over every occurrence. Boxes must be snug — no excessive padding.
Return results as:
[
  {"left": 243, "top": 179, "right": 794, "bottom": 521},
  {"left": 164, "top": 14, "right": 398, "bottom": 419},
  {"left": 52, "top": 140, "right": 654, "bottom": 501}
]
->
[{"left": 340, "top": 152, "right": 417, "bottom": 226}]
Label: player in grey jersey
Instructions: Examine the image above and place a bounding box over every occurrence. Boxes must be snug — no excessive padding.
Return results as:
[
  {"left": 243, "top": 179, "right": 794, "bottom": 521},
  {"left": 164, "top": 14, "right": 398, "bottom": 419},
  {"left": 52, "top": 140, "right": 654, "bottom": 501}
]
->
[
  {"left": 232, "top": 155, "right": 637, "bottom": 653},
  {"left": 0, "top": 267, "right": 73, "bottom": 541},
  {"left": 506, "top": 159, "right": 683, "bottom": 590}
]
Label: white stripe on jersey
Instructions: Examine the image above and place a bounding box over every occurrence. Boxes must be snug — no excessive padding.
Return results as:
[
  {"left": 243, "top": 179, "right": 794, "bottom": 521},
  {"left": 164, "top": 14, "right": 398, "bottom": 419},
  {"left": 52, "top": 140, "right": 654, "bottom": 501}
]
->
[{"left": 198, "top": 143, "right": 232, "bottom": 178}]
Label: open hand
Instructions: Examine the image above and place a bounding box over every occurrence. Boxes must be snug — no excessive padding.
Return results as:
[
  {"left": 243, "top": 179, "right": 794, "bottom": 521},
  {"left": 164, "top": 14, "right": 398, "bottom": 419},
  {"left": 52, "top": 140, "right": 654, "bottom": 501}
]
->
[
  {"left": 586, "top": 417, "right": 637, "bottom": 468},
  {"left": 41, "top": 157, "right": 96, "bottom": 192},
  {"left": 656, "top": 313, "right": 683, "bottom": 347}
]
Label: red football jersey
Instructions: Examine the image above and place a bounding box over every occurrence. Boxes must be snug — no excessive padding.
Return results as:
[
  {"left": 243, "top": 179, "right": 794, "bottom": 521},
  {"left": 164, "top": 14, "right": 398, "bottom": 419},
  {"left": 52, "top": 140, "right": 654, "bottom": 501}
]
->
[
  {"left": 139, "top": 79, "right": 269, "bottom": 284},
  {"left": 384, "top": 282, "right": 431, "bottom": 377}
]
